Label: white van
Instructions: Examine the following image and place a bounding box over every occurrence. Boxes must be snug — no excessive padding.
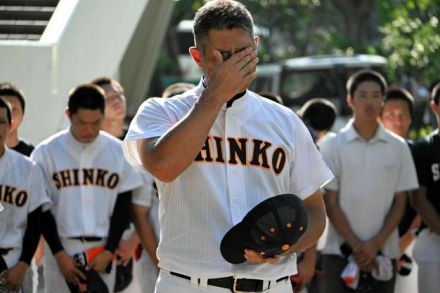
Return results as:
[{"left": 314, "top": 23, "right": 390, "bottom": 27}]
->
[{"left": 251, "top": 54, "right": 387, "bottom": 116}]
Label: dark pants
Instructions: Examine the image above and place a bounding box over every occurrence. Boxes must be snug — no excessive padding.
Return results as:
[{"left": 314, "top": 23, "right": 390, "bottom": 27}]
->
[{"left": 318, "top": 255, "right": 396, "bottom": 293}]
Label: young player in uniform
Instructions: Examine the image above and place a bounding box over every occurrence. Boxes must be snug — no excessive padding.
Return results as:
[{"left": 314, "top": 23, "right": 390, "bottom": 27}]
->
[
  {"left": 0, "top": 82, "right": 34, "bottom": 156},
  {"left": 319, "top": 70, "right": 419, "bottom": 293},
  {"left": 0, "top": 97, "right": 50, "bottom": 292},
  {"left": 411, "top": 82, "right": 440, "bottom": 293},
  {"left": 32, "top": 84, "right": 143, "bottom": 292},
  {"left": 123, "top": 1, "right": 333, "bottom": 292},
  {"left": 0, "top": 82, "right": 44, "bottom": 293},
  {"left": 92, "top": 76, "right": 159, "bottom": 293}
]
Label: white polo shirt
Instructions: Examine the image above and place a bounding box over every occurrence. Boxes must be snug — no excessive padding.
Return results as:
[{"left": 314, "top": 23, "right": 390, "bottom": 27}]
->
[
  {"left": 123, "top": 80, "right": 333, "bottom": 279},
  {"left": 320, "top": 120, "right": 419, "bottom": 258}
]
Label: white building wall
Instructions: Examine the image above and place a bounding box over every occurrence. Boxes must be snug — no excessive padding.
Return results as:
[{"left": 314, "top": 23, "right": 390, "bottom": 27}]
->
[{"left": 0, "top": 0, "right": 170, "bottom": 144}]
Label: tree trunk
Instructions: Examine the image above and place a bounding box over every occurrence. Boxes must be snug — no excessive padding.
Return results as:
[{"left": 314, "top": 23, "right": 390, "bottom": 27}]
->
[{"left": 331, "top": 0, "right": 374, "bottom": 47}]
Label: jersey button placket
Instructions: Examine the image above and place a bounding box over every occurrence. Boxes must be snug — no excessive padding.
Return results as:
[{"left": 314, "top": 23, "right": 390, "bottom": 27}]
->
[
  {"left": 225, "top": 109, "right": 247, "bottom": 224},
  {"left": 80, "top": 150, "right": 93, "bottom": 235}
]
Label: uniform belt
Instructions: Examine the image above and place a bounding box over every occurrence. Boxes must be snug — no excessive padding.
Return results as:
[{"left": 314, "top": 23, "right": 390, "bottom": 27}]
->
[
  {"left": 69, "top": 236, "right": 103, "bottom": 243},
  {"left": 0, "top": 248, "right": 12, "bottom": 255},
  {"left": 169, "top": 271, "right": 288, "bottom": 292}
]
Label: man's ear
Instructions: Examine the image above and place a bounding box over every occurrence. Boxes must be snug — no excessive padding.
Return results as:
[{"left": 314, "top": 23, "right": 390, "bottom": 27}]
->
[
  {"left": 346, "top": 95, "right": 353, "bottom": 106},
  {"left": 431, "top": 100, "right": 439, "bottom": 113},
  {"left": 189, "top": 47, "right": 203, "bottom": 68},
  {"left": 65, "top": 108, "right": 71, "bottom": 119},
  {"left": 254, "top": 35, "right": 259, "bottom": 48}
]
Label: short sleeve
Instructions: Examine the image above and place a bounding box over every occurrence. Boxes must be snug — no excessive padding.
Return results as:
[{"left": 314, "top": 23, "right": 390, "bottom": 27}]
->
[
  {"left": 132, "top": 171, "right": 156, "bottom": 207},
  {"left": 31, "top": 146, "right": 55, "bottom": 202},
  {"left": 118, "top": 159, "right": 144, "bottom": 193},
  {"left": 123, "top": 98, "right": 175, "bottom": 167},
  {"left": 28, "top": 162, "right": 51, "bottom": 213},
  {"left": 395, "top": 142, "right": 419, "bottom": 192},
  {"left": 319, "top": 135, "right": 340, "bottom": 191},
  {"left": 289, "top": 116, "right": 334, "bottom": 199}
]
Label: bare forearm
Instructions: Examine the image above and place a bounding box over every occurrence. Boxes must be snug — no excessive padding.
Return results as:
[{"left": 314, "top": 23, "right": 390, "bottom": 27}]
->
[
  {"left": 302, "top": 244, "right": 318, "bottom": 262},
  {"left": 133, "top": 205, "right": 158, "bottom": 265},
  {"left": 289, "top": 190, "right": 326, "bottom": 252},
  {"left": 139, "top": 92, "right": 224, "bottom": 182},
  {"left": 411, "top": 187, "right": 440, "bottom": 235},
  {"left": 324, "top": 190, "right": 360, "bottom": 248},
  {"left": 371, "top": 192, "right": 406, "bottom": 247}
]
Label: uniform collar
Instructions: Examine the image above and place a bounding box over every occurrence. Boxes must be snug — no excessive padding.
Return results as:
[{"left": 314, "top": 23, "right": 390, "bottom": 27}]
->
[
  {"left": 66, "top": 128, "right": 101, "bottom": 150},
  {"left": 342, "top": 119, "right": 388, "bottom": 143},
  {"left": 195, "top": 77, "right": 250, "bottom": 111},
  {"left": 0, "top": 147, "right": 8, "bottom": 162}
]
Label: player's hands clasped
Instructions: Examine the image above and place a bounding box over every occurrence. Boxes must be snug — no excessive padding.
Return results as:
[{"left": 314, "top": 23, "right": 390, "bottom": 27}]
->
[
  {"left": 55, "top": 250, "right": 86, "bottom": 285},
  {"left": 352, "top": 240, "right": 380, "bottom": 270},
  {"left": 115, "top": 237, "right": 138, "bottom": 266},
  {"left": 89, "top": 250, "right": 113, "bottom": 272},
  {"left": 205, "top": 47, "right": 258, "bottom": 105}
]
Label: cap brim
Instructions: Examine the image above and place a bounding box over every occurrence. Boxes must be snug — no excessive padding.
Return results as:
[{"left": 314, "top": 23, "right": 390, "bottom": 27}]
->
[{"left": 220, "top": 223, "right": 248, "bottom": 264}]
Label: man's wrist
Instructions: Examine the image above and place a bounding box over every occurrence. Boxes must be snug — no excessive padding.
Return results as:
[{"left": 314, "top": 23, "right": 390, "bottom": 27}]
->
[
  {"left": 103, "top": 250, "right": 114, "bottom": 259},
  {"left": 14, "top": 261, "right": 28, "bottom": 270}
]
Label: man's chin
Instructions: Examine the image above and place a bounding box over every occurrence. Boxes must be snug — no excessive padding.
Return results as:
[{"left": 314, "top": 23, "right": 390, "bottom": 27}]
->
[{"left": 79, "top": 137, "right": 95, "bottom": 143}]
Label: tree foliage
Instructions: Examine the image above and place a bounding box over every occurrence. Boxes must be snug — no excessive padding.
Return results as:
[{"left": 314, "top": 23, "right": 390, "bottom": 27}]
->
[
  {"left": 379, "top": 0, "right": 440, "bottom": 84},
  {"left": 165, "top": 0, "right": 440, "bottom": 85}
]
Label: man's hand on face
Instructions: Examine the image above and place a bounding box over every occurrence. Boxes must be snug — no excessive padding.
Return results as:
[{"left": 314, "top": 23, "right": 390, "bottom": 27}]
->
[{"left": 206, "top": 47, "right": 258, "bottom": 104}]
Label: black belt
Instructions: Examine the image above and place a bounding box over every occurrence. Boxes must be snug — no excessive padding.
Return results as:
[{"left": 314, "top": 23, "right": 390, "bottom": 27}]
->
[
  {"left": 0, "top": 248, "right": 12, "bottom": 255},
  {"left": 170, "top": 271, "right": 288, "bottom": 292},
  {"left": 69, "top": 236, "right": 103, "bottom": 243}
]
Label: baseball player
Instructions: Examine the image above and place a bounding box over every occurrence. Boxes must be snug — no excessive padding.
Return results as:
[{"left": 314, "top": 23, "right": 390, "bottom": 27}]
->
[
  {"left": 411, "top": 82, "right": 440, "bottom": 293},
  {"left": 92, "top": 76, "right": 159, "bottom": 293},
  {"left": 0, "top": 82, "right": 46, "bottom": 293},
  {"left": 123, "top": 1, "right": 333, "bottom": 292},
  {"left": 31, "top": 84, "right": 143, "bottom": 293},
  {"left": 0, "top": 97, "right": 50, "bottom": 292}
]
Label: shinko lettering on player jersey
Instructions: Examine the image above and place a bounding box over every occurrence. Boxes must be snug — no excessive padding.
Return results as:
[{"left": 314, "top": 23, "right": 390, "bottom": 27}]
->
[
  {"left": 0, "top": 184, "right": 28, "bottom": 207},
  {"left": 52, "top": 168, "right": 120, "bottom": 189},
  {"left": 194, "top": 136, "right": 286, "bottom": 175}
]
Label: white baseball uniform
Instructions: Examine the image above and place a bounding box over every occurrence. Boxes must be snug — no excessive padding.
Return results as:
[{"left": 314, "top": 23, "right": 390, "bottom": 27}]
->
[
  {"left": 0, "top": 148, "right": 50, "bottom": 269},
  {"left": 123, "top": 79, "right": 333, "bottom": 292},
  {"left": 32, "top": 129, "right": 143, "bottom": 293}
]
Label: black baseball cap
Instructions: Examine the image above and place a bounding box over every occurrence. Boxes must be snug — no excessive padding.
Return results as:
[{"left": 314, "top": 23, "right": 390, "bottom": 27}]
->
[{"left": 220, "top": 193, "right": 308, "bottom": 264}]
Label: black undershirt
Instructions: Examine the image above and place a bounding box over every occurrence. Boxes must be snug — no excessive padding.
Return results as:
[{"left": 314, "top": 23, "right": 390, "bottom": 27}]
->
[
  {"left": 105, "top": 191, "right": 132, "bottom": 253},
  {"left": 11, "top": 140, "right": 34, "bottom": 157},
  {"left": 226, "top": 91, "right": 246, "bottom": 108},
  {"left": 42, "top": 191, "right": 132, "bottom": 255},
  {"left": 20, "top": 207, "right": 42, "bottom": 265}
]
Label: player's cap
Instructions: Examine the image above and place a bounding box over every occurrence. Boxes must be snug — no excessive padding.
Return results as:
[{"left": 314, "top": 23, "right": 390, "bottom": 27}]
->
[
  {"left": 84, "top": 269, "right": 109, "bottom": 293},
  {"left": 66, "top": 268, "right": 109, "bottom": 293},
  {"left": 220, "top": 193, "right": 308, "bottom": 264}
]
